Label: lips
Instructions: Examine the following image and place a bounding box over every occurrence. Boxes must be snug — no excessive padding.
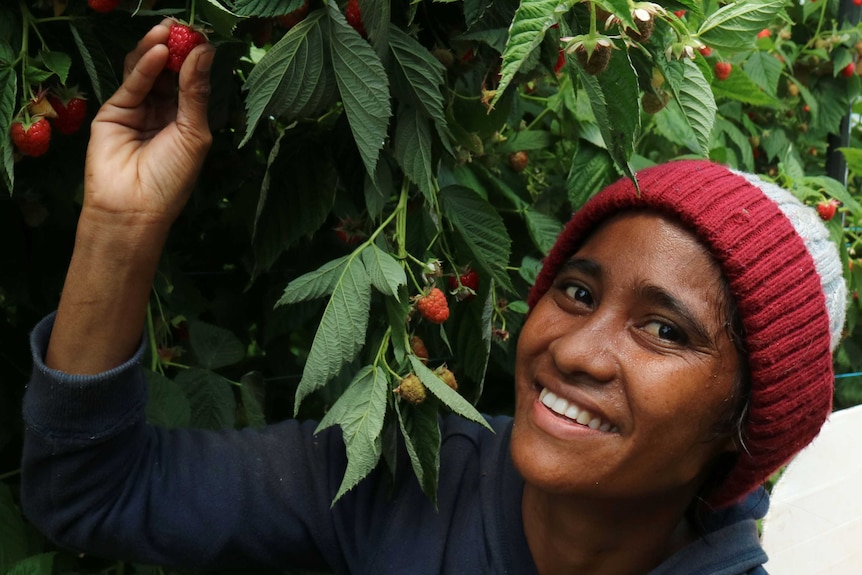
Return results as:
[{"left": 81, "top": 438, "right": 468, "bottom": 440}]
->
[{"left": 539, "top": 388, "right": 619, "bottom": 433}]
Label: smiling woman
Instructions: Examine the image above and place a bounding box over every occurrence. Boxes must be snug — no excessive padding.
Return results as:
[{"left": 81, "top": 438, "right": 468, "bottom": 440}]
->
[{"left": 19, "top": 22, "right": 848, "bottom": 575}]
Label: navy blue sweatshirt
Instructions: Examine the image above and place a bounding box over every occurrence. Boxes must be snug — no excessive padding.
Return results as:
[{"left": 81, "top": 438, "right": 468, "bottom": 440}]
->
[{"left": 21, "top": 314, "right": 769, "bottom": 574}]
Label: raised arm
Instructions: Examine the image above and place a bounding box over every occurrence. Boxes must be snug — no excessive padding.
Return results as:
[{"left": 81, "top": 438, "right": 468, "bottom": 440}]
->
[{"left": 46, "top": 20, "right": 214, "bottom": 374}]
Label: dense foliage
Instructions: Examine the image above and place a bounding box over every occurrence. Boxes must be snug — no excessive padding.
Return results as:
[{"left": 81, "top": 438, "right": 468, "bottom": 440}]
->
[{"left": 2, "top": 0, "right": 862, "bottom": 573}]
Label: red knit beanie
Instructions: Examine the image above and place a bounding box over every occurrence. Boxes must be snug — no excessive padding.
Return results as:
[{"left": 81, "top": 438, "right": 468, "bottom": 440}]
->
[{"left": 527, "top": 160, "right": 847, "bottom": 508}]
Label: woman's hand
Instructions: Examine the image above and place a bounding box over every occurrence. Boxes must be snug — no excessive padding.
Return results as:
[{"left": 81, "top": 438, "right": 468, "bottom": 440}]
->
[
  {"left": 45, "top": 21, "right": 214, "bottom": 375},
  {"left": 83, "top": 19, "right": 215, "bottom": 233}
]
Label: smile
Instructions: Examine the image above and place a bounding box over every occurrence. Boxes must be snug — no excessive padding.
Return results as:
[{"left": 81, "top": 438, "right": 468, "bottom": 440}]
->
[{"left": 539, "top": 388, "right": 619, "bottom": 433}]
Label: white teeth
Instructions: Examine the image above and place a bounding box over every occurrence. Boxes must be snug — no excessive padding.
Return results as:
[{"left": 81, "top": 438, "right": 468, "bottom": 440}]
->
[{"left": 538, "top": 388, "right": 614, "bottom": 432}]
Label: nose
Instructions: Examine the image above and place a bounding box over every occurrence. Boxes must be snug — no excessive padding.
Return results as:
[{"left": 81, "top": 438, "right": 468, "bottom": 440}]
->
[{"left": 546, "top": 307, "right": 619, "bottom": 385}]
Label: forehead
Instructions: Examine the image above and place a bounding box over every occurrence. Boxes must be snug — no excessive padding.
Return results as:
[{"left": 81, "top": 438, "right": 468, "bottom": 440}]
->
[{"left": 570, "top": 211, "right": 727, "bottom": 309}]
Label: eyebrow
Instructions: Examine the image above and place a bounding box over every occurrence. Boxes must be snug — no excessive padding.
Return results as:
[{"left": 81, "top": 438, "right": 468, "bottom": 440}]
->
[{"left": 559, "top": 257, "right": 716, "bottom": 348}]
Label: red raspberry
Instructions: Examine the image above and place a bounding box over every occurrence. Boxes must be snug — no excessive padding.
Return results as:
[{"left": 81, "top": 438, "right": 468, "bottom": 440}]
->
[
  {"left": 10, "top": 116, "right": 51, "bottom": 157},
  {"left": 714, "top": 62, "right": 732, "bottom": 81},
  {"left": 345, "top": 0, "right": 367, "bottom": 37},
  {"left": 88, "top": 0, "right": 120, "bottom": 12},
  {"left": 277, "top": 0, "right": 310, "bottom": 29},
  {"left": 816, "top": 199, "right": 839, "bottom": 221},
  {"left": 48, "top": 93, "right": 87, "bottom": 135},
  {"left": 448, "top": 268, "right": 479, "bottom": 301},
  {"left": 166, "top": 24, "right": 207, "bottom": 73},
  {"left": 757, "top": 29, "right": 771, "bottom": 39},
  {"left": 673, "top": 10, "right": 686, "bottom": 18},
  {"left": 698, "top": 45, "right": 712, "bottom": 57},
  {"left": 416, "top": 287, "right": 449, "bottom": 324},
  {"left": 841, "top": 62, "right": 856, "bottom": 78},
  {"left": 508, "top": 151, "right": 528, "bottom": 173}
]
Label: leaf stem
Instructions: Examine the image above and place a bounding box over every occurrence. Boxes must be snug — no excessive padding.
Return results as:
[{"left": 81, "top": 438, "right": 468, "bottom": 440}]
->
[
  {"left": 0, "top": 469, "right": 21, "bottom": 481},
  {"left": 146, "top": 303, "right": 159, "bottom": 373}
]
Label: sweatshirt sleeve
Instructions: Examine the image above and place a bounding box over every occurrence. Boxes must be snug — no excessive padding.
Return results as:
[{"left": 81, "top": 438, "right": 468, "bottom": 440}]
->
[{"left": 21, "top": 314, "right": 349, "bottom": 572}]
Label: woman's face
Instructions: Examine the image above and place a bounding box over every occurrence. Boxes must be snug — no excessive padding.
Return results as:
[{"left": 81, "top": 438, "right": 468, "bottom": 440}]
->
[{"left": 511, "top": 211, "right": 740, "bottom": 501}]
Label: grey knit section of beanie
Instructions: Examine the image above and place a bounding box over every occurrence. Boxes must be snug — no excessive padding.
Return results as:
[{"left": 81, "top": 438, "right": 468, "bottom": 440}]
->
[{"left": 732, "top": 169, "right": 847, "bottom": 350}]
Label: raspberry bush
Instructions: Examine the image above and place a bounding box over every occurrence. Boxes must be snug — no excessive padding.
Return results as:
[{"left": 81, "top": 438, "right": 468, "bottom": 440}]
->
[{"left": 3, "top": 1, "right": 862, "bottom": 573}]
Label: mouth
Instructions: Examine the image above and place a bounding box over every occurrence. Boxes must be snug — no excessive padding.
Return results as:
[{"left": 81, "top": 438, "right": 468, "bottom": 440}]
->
[{"left": 538, "top": 387, "right": 619, "bottom": 433}]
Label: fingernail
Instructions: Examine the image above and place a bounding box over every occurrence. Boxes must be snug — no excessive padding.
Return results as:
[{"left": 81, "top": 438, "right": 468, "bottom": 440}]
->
[{"left": 197, "top": 47, "right": 215, "bottom": 72}]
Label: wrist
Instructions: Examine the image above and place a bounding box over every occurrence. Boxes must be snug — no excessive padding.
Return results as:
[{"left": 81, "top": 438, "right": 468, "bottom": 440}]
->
[{"left": 75, "top": 208, "right": 171, "bottom": 262}]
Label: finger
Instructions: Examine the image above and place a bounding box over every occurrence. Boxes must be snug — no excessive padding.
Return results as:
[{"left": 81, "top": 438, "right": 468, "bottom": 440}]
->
[
  {"left": 175, "top": 43, "right": 215, "bottom": 150},
  {"left": 123, "top": 20, "right": 172, "bottom": 81},
  {"left": 108, "top": 44, "right": 170, "bottom": 111}
]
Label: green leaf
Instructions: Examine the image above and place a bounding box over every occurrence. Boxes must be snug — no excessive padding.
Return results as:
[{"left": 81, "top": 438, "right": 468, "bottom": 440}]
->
[
  {"left": 711, "top": 63, "right": 782, "bottom": 107},
  {"left": 409, "top": 356, "right": 492, "bottom": 430},
  {"left": 145, "top": 369, "right": 191, "bottom": 427},
  {"left": 743, "top": 51, "right": 783, "bottom": 95},
  {"left": 200, "top": 0, "right": 241, "bottom": 36},
  {"left": 0, "top": 67, "right": 15, "bottom": 193},
  {"left": 316, "top": 366, "right": 388, "bottom": 502},
  {"left": 524, "top": 207, "right": 563, "bottom": 255},
  {"left": 566, "top": 142, "right": 613, "bottom": 208},
  {"left": 387, "top": 26, "right": 450, "bottom": 153},
  {"left": 499, "top": 130, "right": 554, "bottom": 153},
  {"left": 241, "top": 10, "right": 332, "bottom": 147},
  {"left": 294, "top": 257, "right": 372, "bottom": 412},
  {"left": 69, "top": 20, "right": 118, "bottom": 104},
  {"left": 277, "top": 255, "right": 351, "bottom": 305},
  {"left": 493, "top": 0, "right": 577, "bottom": 108},
  {"left": 657, "top": 58, "right": 715, "bottom": 157},
  {"left": 715, "top": 117, "right": 754, "bottom": 172},
  {"left": 5, "top": 553, "right": 55, "bottom": 575},
  {"left": 239, "top": 371, "right": 266, "bottom": 428},
  {"left": 697, "top": 0, "right": 787, "bottom": 53},
  {"left": 395, "top": 395, "right": 440, "bottom": 504},
  {"left": 189, "top": 321, "right": 245, "bottom": 370},
  {"left": 804, "top": 173, "right": 862, "bottom": 215},
  {"left": 393, "top": 106, "right": 435, "bottom": 200},
  {"left": 39, "top": 50, "right": 71, "bottom": 85},
  {"left": 0, "top": 484, "right": 27, "bottom": 575},
  {"left": 360, "top": 244, "right": 406, "bottom": 300},
  {"left": 577, "top": 46, "right": 640, "bottom": 180},
  {"left": 175, "top": 368, "right": 236, "bottom": 430},
  {"left": 229, "top": 0, "right": 306, "bottom": 17},
  {"left": 327, "top": 1, "right": 391, "bottom": 178},
  {"left": 440, "top": 185, "right": 514, "bottom": 293},
  {"left": 447, "top": 283, "right": 494, "bottom": 402},
  {"left": 840, "top": 148, "right": 862, "bottom": 180},
  {"left": 252, "top": 128, "right": 337, "bottom": 276}
]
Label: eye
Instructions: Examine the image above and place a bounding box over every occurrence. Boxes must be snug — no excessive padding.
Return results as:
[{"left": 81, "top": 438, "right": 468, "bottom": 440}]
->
[
  {"left": 643, "top": 320, "right": 687, "bottom": 344},
  {"left": 563, "top": 284, "right": 594, "bottom": 306}
]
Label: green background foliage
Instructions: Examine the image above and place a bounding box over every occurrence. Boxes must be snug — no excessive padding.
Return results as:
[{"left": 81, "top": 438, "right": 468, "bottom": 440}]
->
[{"left": 2, "top": 0, "right": 862, "bottom": 573}]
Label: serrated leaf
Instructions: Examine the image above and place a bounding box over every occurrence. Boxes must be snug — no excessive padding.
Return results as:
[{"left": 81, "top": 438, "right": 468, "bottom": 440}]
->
[
  {"left": 744, "top": 51, "right": 783, "bottom": 94},
  {"left": 448, "top": 282, "right": 494, "bottom": 403},
  {"left": 577, "top": 46, "right": 640, "bottom": 180},
  {"left": 524, "top": 207, "right": 563, "bottom": 255},
  {"left": 277, "top": 255, "right": 351, "bottom": 305},
  {"left": 393, "top": 106, "right": 435, "bottom": 200},
  {"left": 294, "top": 257, "right": 372, "bottom": 412},
  {"left": 0, "top": 484, "right": 27, "bottom": 575},
  {"left": 711, "top": 63, "right": 782, "bottom": 108},
  {"left": 356, "top": 0, "right": 390, "bottom": 47},
  {"left": 69, "top": 20, "right": 118, "bottom": 104},
  {"left": 805, "top": 173, "right": 862, "bottom": 214},
  {"left": 176, "top": 368, "right": 237, "bottom": 430},
  {"left": 395, "top": 395, "right": 440, "bottom": 504},
  {"left": 387, "top": 26, "right": 448, "bottom": 126},
  {"left": 241, "top": 11, "right": 332, "bottom": 147},
  {"left": 0, "top": 67, "right": 15, "bottom": 193},
  {"left": 316, "top": 366, "right": 388, "bottom": 502},
  {"left": 499, "top": 130, "right": 554, "bottom": 153},
  {"left": 360, "top": 244, "right": 406, "bottom": 300},
  {"left": 656, "top": 58, "right": 715, "bottom": 157},
  {"left": 239, "top": 371, "right": 266, "bottom": 427},
  {"left": 5, "top": 553, "right": 55, "bottom": 575},
  {"left": 39, "top": 50, "right": 71, "bottom": 85},
  {"left": 327, "top": 1, "right": 391, "bottom": 178},
  {"left": 715, "top": 117, "right": 754, "bottom": 171},
  {"left": 189, "top": 321, "right": 245, "bottom": 370},
  {"left": 840, "top": 148, "right": 862, "bottom": 180},
  {"left": 409, "top": 356, "right": 492, "bottom": 430},
  {"left": 697, "top": 0, "right": 786, "bottom": 53},
  {"left": 440, "top": 185, "right": 514, "bottom": 293},
  {"left": 566, "top": 142, "right": 613, "bottom": 208},
  {"left": 493, "top": 0, "right": 577, "bottom": 108},
  {"left": 252, "top": 128, "right": 337, "bottom": 276},
  {"left": 145, "top": 369, "right": 191, "bottom": 427},
  {"left": 463, "top": 0, "right": 490, "bottom": 27},
  {"left": 229, "top": 0, "right": 306, "bottom": 17},
  {"left": 200, "top": 0, "right": 241, "bottom": 37}
]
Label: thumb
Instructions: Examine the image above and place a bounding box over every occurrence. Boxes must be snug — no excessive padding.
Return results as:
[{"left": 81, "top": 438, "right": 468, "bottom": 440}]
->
[{"left": 176, "top": 43, "right": 215, "bottom": 146}]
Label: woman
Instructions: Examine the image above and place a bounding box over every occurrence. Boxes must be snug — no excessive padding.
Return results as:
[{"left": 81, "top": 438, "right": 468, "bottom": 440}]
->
[{"left": 21, "top": 22, "right": 846, "bottom": 574}]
